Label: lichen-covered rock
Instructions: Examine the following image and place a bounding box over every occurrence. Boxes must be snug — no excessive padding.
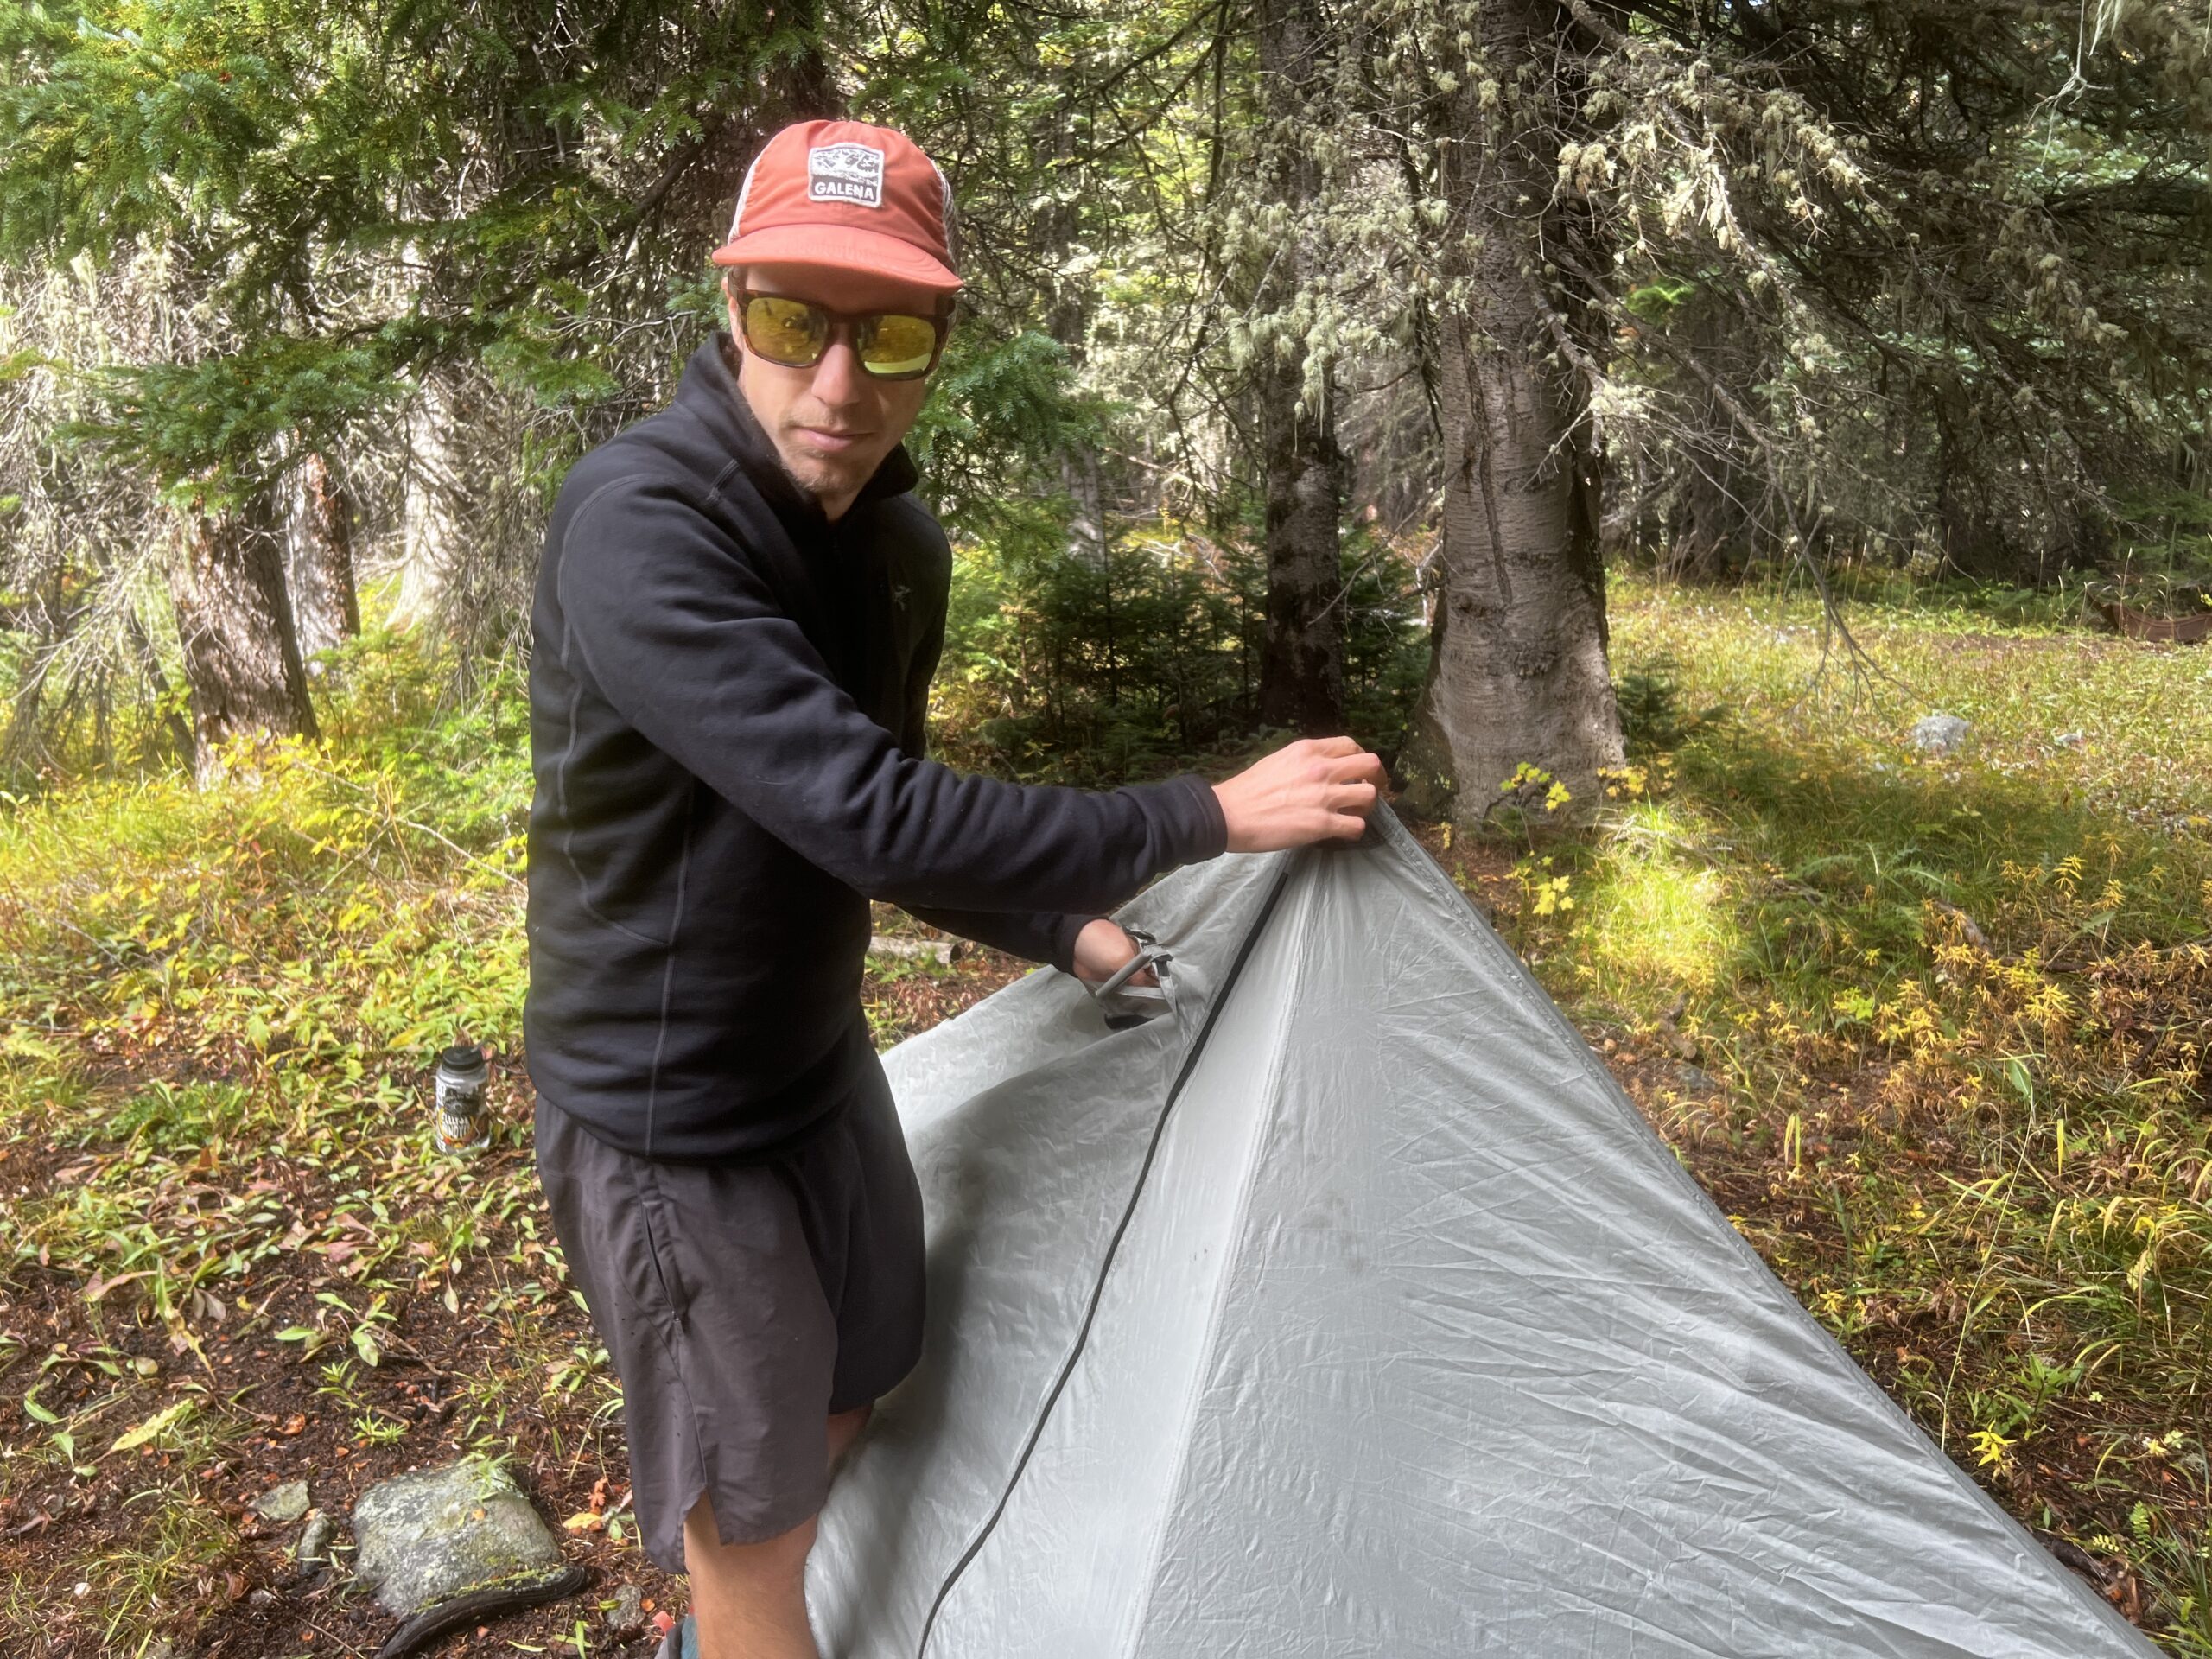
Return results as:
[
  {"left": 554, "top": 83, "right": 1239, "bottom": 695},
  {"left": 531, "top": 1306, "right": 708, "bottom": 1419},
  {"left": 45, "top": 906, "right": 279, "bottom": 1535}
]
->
[
  {"left": 351, "top": 1458, "right": 563, "bottom": 1618},
  {"left": 603, "top": 1582, "right": 645, "bottom": 1636},
  {"left": 1910, "top": 712, "right": 1971, "bottom": 754},
  {"left": 298, "top": 1509, "right": 336, "bottom": 1567},
  {"left": 250, "top": 1479, "right": 310, "bottom": 1522}
]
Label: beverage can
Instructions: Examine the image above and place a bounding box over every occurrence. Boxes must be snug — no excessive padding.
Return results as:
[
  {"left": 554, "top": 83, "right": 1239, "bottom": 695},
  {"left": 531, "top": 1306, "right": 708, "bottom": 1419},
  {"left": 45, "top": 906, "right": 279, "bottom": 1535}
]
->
[{"left": 432, "top": 1042, "right": 492, "bottom": 1155}]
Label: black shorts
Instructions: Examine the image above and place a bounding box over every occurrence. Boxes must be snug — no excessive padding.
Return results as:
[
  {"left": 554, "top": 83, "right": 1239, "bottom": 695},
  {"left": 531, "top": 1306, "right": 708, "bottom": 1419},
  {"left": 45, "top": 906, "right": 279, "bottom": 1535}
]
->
[{"left": 533, "top": 1059, "right": 925, "bottom": 1569}]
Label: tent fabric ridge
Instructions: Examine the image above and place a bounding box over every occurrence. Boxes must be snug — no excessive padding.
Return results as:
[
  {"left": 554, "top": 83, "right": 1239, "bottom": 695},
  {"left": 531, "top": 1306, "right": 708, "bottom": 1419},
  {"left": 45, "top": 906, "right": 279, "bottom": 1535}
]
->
[
  {"left": 1116, "top": 872, "right": 1321, "bottom": 1657},
  {"left": 817, "top": 812, "right": 2159, "bottom": 1656},
  {"left": 1371, "top": 807, "right": 2149, "bottom": 1648},
  {"left": 912, "top": 851, "right": 1302, "bottom": 1658}
]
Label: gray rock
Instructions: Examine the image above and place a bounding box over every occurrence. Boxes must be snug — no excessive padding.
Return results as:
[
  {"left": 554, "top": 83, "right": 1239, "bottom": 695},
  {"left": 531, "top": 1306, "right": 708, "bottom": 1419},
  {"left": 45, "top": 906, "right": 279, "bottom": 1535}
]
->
[
  {"left": 351, "top": 1458, "right": 564, "bottom": 1618},
  {"left": 298, "top": 1509, "right": 336, "bottom": 1567},
  {"left": 869, "top": 933, "right": 953, "bottom": 964},
  {"left": 1673, "top": 1065, "right": 1722, "bottom": 1097},
  {"left": 604, "top": 1582, "right": 646, "bottom": 1635},
  {"left": 2055, "top": 729, "right": 2087, "bottom": 749},
  {"left": 1910, "top": 713, "right": 1971, "bottom": 754},
  {"left": 250, "top": 1479, "right": 311, "bottom": 1522}
]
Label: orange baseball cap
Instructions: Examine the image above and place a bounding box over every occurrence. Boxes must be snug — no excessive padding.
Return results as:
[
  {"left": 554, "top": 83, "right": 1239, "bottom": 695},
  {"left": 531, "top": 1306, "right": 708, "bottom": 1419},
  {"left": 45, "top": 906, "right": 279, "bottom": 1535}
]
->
[{"left": 711, "top": 119, "right": 960, "bottom": 293}]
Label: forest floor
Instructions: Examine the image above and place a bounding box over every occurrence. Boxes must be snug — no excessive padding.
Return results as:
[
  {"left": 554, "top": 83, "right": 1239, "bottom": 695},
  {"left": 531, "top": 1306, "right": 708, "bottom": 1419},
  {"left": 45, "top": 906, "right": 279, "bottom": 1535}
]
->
[{"left": 3, "top": 579, "right": 2210, "bottom": 1657}]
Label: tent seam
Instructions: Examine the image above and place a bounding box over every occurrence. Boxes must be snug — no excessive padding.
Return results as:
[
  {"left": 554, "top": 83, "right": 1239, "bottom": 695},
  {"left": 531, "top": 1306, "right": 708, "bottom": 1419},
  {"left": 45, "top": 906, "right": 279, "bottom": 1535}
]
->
[
  {"left": 910, "top": 853, "right": 1301, "bottom": 1656},
  {"left": 1115, "top": 876, "right": 1313, "bottom": 1656}
]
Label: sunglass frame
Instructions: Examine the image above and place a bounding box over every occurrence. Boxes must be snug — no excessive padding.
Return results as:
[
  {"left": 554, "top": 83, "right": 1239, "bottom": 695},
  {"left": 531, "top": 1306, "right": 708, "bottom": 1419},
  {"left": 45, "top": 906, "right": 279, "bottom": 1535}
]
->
[{"left": 734, "top": 288, "right": 954, "bottom": 381}]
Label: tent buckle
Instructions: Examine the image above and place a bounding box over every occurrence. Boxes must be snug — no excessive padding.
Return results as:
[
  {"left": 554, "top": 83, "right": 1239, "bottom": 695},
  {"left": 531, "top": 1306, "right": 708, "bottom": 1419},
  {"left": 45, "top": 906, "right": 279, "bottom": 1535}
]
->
[{"left": 1090, "top": 929, "right": 1172, "bottom": 1029}]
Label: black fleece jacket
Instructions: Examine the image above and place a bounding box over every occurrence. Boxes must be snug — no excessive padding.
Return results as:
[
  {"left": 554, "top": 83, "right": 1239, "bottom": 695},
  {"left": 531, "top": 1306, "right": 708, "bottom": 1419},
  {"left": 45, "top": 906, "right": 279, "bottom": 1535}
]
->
[{"left": 524, "top": 335, "right": 1227, "bottom": 1160}]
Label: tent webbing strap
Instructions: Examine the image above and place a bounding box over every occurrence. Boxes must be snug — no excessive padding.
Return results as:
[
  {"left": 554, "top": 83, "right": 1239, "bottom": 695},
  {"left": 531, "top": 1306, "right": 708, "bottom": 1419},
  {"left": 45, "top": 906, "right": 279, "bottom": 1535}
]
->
[{"left": 914, "top": 851, "right": 1305, "bottom": 1657}]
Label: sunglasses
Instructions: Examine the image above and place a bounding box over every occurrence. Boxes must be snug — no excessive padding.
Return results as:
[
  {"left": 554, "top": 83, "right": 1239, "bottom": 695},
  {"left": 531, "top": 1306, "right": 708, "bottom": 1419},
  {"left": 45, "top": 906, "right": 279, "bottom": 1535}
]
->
[{"left": 734, "top": 289, "right": 951, "bottom": 381}]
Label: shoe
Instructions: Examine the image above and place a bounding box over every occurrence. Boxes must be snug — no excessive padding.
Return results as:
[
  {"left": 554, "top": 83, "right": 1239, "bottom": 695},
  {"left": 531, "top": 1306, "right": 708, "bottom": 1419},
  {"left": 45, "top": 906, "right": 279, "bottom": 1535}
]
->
[{"left": 656, "top": 1613, "right": 698, "bottom": 1659}]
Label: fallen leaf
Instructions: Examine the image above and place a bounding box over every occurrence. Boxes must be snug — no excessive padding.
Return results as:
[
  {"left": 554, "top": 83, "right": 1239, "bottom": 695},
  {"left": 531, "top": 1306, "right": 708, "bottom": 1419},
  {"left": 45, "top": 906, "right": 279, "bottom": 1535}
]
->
[
  {"left": 109, "top": 1399, "right": 195, "bottom": 1455},
  {"left": 563, "top": 1511, "right": 607, "bottom": 1533},
  {"left": 280, "top": 1414, "right": 308, "bottom": 1436},
  {"left": 82, "top": 1269, "right": 153, "bottom": 1304}
]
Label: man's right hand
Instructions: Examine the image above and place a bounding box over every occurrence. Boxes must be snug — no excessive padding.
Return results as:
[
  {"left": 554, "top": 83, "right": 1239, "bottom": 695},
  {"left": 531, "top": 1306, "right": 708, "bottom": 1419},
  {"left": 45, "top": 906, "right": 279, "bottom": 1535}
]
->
[{"left": 1213, "top": 736, "right": 1388, "bottom": 854}]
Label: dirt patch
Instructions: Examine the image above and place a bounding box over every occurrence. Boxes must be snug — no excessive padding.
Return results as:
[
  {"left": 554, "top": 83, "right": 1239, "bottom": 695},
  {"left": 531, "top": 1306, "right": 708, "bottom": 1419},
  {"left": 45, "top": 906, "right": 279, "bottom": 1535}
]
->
[
  {"left": 2, "top": 1141, "right": 672, "bottom": 1657},
  {"left": 0, "top": 944, "right": 1034, "bottom": 1659}
]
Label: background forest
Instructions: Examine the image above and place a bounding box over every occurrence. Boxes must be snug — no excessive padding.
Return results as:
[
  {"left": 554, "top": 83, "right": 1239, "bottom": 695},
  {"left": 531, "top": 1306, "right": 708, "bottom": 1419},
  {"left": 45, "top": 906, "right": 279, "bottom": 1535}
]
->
[
  {"left": 0, "top": 0, "right": 2205, "bottom": 788},
  {"left": 2, "top": 0, "right": 2211, "bottom": 1656}
]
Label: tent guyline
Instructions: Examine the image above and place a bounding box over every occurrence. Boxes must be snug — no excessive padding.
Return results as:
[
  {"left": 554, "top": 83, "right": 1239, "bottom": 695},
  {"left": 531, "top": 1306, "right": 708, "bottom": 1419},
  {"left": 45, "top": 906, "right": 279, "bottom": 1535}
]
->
[{"left": 914, "top": 854, "right": 1301, "bottom": 1657}]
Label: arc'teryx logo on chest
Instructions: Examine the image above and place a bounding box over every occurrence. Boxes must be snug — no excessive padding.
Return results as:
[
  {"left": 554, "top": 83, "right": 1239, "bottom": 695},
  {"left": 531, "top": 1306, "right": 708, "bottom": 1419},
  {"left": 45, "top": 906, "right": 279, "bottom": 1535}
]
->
[{"left": 809, "top": 143, "right": 886, "bottom": 208}]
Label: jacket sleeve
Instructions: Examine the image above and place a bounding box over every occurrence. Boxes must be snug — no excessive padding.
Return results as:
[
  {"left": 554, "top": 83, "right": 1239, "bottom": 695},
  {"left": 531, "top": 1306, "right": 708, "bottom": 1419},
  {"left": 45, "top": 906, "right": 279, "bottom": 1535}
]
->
[
  {"left": 904, "top": 905, "right": 1093, "bottom": 974},
  {"left": 555, "top": 479, "right": 1226, "bottom": 918},
  {"left": 888, "top": 576, "right": 1101, "bottom": 972}
]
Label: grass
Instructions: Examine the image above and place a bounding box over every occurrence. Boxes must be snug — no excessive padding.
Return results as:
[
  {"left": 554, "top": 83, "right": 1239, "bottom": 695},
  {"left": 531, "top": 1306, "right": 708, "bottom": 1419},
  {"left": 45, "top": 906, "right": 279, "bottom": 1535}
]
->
[{"left": 2, "top": 582, "right": 2209, "bottom": 1652}]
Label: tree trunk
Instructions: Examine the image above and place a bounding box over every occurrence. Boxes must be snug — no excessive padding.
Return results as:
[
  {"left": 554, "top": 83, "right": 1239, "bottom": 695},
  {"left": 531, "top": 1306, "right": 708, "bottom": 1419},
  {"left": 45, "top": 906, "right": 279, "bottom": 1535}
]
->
[
  {"left": 1253, "top": 0, "right": 1346, "bottom": 735},
  {"left": 391, "top": 371, "right": 467, "bottom": 632},
  {"left": 1256, "top": 354, "right": 1347, "bottom": 732},
  {"left": 1063, "top": 448, "right": 1109, "bottom": 569},
  {"left": 286, "top": 450, "right": 360, "bottom": 657},
  {"left": 1659, "top": 297, "right": 1776, "bottom": 579},
  {"left": 171, "top": 498, "right": 318, "bottom": 776},
  {"left": 1396, "top": 0, "right": 1622, "bottom": 821},
  {"left": 1934, "top": 381, "right": 2010, "bottom": 579},
  {"left": 1033, "top": 105, "right": 1113, "bottom": 571}
]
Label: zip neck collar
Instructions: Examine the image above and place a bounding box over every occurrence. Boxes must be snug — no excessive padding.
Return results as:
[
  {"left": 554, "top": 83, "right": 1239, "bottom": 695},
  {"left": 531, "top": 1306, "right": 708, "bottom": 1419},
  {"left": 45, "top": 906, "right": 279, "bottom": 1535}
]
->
[{"left": 677, "top": 333, "right": 920, "bottom": 533}]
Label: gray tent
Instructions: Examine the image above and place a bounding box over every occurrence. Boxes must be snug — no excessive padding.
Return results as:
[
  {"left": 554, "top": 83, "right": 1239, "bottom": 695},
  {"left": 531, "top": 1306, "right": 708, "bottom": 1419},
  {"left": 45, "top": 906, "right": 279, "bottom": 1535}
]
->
[{"left": 810, "top": 812, "right": 2153, "bottom": 1657}]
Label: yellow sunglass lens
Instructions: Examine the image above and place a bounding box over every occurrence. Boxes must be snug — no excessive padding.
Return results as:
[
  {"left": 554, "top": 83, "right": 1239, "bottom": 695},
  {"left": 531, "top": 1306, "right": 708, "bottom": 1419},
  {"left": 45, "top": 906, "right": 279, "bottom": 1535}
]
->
[
  {"left": 742, "top": 296, "right": 938, "bottom": 377},
  {"left": 859, "top": 314, "right": 938, "bottom": 376},
  {"left": 746, "top": 296, "right": 827, "bottom": 364}
]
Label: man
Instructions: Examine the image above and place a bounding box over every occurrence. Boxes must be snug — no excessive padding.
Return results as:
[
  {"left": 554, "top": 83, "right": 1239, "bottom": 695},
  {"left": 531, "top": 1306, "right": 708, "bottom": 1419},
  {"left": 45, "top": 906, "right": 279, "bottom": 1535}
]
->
[{"left": 525, "top": 118, "right": 1384, "bottom": 1659}]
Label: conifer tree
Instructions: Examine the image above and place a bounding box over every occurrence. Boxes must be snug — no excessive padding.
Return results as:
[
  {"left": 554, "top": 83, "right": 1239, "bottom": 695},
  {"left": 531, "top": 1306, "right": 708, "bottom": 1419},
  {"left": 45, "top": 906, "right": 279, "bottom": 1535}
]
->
[
  {"left": 0, "top": 0, "right": 836, "bottom": 766},
  {"left": 1253, "top": 0, "right": 1350, "bottom": 736}
]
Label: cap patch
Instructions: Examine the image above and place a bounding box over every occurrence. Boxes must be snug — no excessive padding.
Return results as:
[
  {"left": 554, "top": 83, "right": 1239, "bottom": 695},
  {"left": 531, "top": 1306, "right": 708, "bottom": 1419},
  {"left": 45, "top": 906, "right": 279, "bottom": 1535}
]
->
[{"left": 808, "top": 143, "right": 886, "bottom": 208}]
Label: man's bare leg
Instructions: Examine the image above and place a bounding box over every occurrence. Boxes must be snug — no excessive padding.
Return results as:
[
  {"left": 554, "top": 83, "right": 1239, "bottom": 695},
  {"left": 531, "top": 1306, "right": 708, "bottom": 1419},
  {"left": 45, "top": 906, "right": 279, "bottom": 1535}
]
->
[
  {"left": 685, "top": 1408, "right": 875, "bottom": 1659},
  {"left": 827, "top": 1403, "right": 871, "bottom": 1474}
]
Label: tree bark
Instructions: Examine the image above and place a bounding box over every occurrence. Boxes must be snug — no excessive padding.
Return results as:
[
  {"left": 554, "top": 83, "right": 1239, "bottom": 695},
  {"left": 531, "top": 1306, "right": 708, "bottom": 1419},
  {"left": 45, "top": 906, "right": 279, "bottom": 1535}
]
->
[
  {"left": 1063, "top": 448, "right": 1109, "bottom": 569},
  {"left": 1253, "top": 0, "right": 1346, "bottom": 735},
  {"left": 1256, "top": 353, "right": 1347, "bottom": 732},
  {"left": 1396, "top": 0, "right": 1623, "bottom": 820},
  {"left": 1032, "top": 102, "right": 1112, "bottom": 570},
  {"left": 171, "top": 497, "right": 318, "bottom": 776},
  {"left": 1934, "top": 380, "right": 2010, "bottom": 579},
  {"left": 286, "top": 449, "right": 360, "bottom": 657},
  {"left": 391, "top": 371, "right": 467, "bottom": 632},
  {"left": 1660, "top": 300, "right": 1774, "bottom": 578}
]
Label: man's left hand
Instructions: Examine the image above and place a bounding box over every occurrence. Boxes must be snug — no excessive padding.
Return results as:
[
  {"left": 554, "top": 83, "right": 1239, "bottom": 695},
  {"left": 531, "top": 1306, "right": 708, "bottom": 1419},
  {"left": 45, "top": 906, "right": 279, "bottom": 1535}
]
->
[{"left": 1071, "top": 918, "right": 1156, "bottom": 987}]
